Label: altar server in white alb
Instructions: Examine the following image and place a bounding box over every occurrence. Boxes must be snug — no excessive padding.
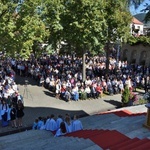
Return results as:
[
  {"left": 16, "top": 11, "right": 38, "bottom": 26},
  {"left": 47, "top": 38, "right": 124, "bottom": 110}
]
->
[
  {"left": 72, "top": 115, "right": 83, "bottom": 132},
  {"left": 64, "top": 114, "right": 72, "bottom": 133},
  {"left": 56, "top": 115, "right": 63, "bottom": 130},
  {"left": 45, "top": 114, "right": 57, "bottom": 131},
  {"left": 55, "top": 122, "right": 67, "bottom": 137}
]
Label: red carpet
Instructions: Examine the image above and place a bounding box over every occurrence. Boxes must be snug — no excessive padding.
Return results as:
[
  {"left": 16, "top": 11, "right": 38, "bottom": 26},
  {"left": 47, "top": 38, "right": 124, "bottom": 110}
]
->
[
  {"left": 89, "top": 130, "right": 129, "bottom": 149},
  {"left": 132, "top": 141, "right": 150, "bottom": 150},
  {"left": 64, "top": 110, "right": 149, "bottom": 149},
  {"left": 65, "top": 129, "right": 150, "bottom": 149},
  {"left": 110, "top": 138, "right": 139, "bottom": 149},
  {"left": 116, "top": 139, "right": 150, "bottom": 150},
  {"left": 113, "top": 110, "right": 146, "bottom": 117},
  {"left": 99, "top": 110, "right": 146, "bottom": 117}
]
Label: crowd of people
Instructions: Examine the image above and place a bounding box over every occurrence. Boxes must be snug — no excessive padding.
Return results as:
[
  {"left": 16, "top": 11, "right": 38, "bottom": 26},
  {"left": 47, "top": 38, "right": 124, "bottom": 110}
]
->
[
  {"left": 10, "top": 53, "right": 150, "bottom": 102},
  {"left": 32, "top": 114, "right": 83, "bottom": 137},
  {"left": 0, "top": 59, "right": 24, "bottom": 127},
  {"left": 0, "top": 52, "right": 149, "bottom": 129}
]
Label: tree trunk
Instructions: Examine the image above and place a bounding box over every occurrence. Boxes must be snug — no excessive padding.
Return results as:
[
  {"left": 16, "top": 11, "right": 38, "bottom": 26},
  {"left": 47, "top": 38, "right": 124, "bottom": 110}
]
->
[
  {"left": 105, "top": 41, "right": 110, "bottom": 76},
  {"left": 82, "top": 50, "right": 86, "bottom": 82}
]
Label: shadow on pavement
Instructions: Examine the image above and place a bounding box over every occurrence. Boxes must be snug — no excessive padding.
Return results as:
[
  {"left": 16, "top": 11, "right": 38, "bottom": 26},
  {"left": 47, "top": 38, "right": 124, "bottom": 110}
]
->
[
  {"left": 15, "top": 75, "right": 38, "bottom": 86},
  {"left": 0, "top": 106, "right": 88, "bottom": 137},
  {"left": 104, "top": 99, "right": 122, "bottom": 109},
  {"left": 43, "top": 90, "right": 55, "bottom": 97}
]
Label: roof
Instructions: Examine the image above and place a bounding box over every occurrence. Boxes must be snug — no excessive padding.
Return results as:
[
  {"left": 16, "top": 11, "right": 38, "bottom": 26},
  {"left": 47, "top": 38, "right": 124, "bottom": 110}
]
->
[{"left": 132, "top": 17, "right": 143, "bottom": 25}]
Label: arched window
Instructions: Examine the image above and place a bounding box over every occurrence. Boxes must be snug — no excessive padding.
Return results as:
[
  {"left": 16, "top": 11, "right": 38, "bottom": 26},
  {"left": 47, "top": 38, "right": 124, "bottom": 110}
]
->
[
  {"left": 123, "top": 49, "right": 128, "bottom": 61},
  {"left": 131, "top": 50, "right": 137, "bottom": 64},
  {"left": 140, "top": 51, "right": 147, "bottom": 65},
  {"left": 122, "top": 49, "right": 128, "bottom": 61}
]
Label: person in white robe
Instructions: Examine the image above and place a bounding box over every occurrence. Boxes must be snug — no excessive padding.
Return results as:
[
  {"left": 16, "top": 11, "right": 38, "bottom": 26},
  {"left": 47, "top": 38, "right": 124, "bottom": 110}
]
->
[
  {"left": 11, "top": 82, "right": 18, "bottom": 92},
  {"left": 32, "top": 119, "right": 38, "bottom": 130},
  {"left": 56, "top": 115, "right": 63, "bottom": 130},
  {"left": 45, "top": 116, "right": 50, "bottom": 130},
  {"left": 45, "top": 114, "right": 57, "bottom": 131},
  {"left": 72, "top": 115, "right": 83, "bottom": 132},
  {"left": 55, "top": 122, "right": 67, "bottom": 137},
  {"left": 37, "top": 117, "right": 44, "bottom": 130},
  {"left": 40, "top": 117, "right": 46, "bottom": 130},
  {"left": 64, "top": 115, "right": 72, "bottom": 133}
]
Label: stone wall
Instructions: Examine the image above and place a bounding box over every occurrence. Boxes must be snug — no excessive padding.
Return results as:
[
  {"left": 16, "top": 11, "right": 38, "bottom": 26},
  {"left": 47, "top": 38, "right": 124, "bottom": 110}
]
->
[{"left": 121, "top": 44, "right": 150, "bottom": 66}]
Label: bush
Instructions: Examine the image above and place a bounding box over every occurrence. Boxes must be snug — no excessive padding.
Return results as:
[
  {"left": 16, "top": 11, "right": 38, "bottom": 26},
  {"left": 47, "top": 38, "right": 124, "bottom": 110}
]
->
[
  {"left": 121, "top": 86, "right": 130, "bottom": 104},
  {"left": 127, "top": 35, "right": 150, "bottom": 45}
]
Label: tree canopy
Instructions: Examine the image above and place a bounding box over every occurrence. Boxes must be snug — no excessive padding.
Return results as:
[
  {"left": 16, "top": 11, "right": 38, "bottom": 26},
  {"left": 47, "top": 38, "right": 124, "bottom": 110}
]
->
[
  {"left": 0, "top": 0, "right": 142, "bottom": 59},
  {"left": 0, "top": 1, "right": 17, "bottom": 54},
  {"left": 0, "top": 0, "right": 49, "bottom": 58},
  {"left": 61, "top": 0, "right": 107, "bottom": 55}
]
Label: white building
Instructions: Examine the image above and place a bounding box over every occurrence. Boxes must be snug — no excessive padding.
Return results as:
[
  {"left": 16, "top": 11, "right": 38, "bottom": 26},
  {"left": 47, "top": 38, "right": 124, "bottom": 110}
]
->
[
  {"left": 130, "top": 17, "right": 144, "bottom": 36},
  {"left": 134, "top": 13, "right": 150, "bottom": 36}
]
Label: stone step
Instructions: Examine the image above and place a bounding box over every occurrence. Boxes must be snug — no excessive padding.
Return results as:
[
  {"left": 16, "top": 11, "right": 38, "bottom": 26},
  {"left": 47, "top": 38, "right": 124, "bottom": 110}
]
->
[
  {"left": 0, "top": 106, "right": 149, "bottom": 150},
  {"left": 84, "top": 113, "right": 119, "bottom": 120},
  {"left": 125, "top": 127, "right": 150, "bottom": 139},
  {"left": 83, "top": 144, "right": 103, "bottom": 150},
  {"left": 0, "top": 129, "right": 100, "bottom": 150},
  {"left": 82, "top": 114, "right": 120, "bottom": 129},
  {"left": 80, "top": 113, "right": 149, "bottom": 140},
  {"left": 121, "top": 104, "right": 147, "bottom": 114},
  {"left": 0, "top": 131, "right": 52, "bottom": 150},
  {"left": 106, "top": 116, "right": 145, "bottom": 131},
  {"left": 88, "top": 115, "right": 145, "bottom": 131},
  {"left": 49, "top": 138, "right": 96, "bottom": 150},
  {"left": 81, "top": 113, "right": 120, "bottom": 125},
  {"left": 0, "top": 130, "right": 52, "bottom": 145}
]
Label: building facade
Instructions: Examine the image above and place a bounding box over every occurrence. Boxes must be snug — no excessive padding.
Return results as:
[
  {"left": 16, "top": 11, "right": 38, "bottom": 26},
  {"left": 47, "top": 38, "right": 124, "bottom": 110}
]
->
[
  {"left": 121, "top": 44, "right": 150, "bottom": 66},
  {"left": 130, "top": 17, "right": 144, "bottom": 36},
  {"left": 134, "top": 13, "right": 150, "bottom": 36}
]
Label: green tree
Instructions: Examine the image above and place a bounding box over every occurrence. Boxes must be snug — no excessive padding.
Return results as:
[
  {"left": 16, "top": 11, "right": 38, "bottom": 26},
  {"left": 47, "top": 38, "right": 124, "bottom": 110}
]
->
[
  {"left": 14, "top": 0, "right": 49, "bottom": 58},
  {"left": 103, "top": 0, "right": 132, "bottom": 74},
  {"left": 0, "top": 0, "right": 146, "bottom": 62},
  {"left": 61, "top": 0, "right": 107, "bottom": 81},
  {"left": 0, "top": 0, "right": 49, "bottom": 58},
  {"left": 0, "top": 0, "right": 18, "bottom": 54},
  {"left": 43, "top": 0, "right": 64, "bottom": 53}
]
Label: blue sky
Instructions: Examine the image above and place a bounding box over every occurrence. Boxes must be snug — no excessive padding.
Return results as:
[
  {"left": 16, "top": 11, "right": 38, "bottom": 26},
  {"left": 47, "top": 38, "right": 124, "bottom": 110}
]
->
[{"left": 130, "top": 0, "right": 150, "bottom": 15}]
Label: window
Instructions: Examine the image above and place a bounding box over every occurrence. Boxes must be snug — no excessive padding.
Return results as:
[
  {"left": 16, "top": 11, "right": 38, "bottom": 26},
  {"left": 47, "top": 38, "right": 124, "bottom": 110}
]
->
[{"left": 137, "top": 26, "right": 140, "bottom": 29}]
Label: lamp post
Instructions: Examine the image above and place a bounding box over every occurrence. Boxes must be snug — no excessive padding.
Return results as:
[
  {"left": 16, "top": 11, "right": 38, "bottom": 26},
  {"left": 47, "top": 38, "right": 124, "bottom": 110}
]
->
[
  {"left": 117, "top": 42, "right": 120, "bottom": 63},
  {"left": 71, "top": 51, "right": 74, "bottom": 67},
  {"left": 116, "top": 38, "right": 121, "bottom": 64}
]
